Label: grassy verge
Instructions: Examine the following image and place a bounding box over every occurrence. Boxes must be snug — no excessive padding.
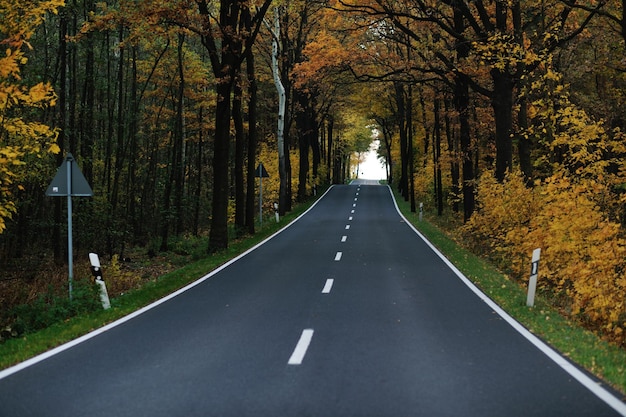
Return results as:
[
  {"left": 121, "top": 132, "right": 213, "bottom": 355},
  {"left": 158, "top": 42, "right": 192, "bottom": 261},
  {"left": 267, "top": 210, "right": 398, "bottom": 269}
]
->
[
  {"left": 0, "top": 195, "right": 318, "bottom": 371},
  {"left": 393, "top": 191, "right": 626, "bottom": 396}
]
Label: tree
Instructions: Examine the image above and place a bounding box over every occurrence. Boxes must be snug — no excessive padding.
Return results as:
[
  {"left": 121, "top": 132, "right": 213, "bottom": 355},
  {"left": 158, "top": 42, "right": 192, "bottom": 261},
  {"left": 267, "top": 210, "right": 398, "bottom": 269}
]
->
[
  {"left": 196, "top": 0, "right": 272, "bottom": 252},
  {"left": 0, "top": 0, "right": 62, "bottom": 233}
]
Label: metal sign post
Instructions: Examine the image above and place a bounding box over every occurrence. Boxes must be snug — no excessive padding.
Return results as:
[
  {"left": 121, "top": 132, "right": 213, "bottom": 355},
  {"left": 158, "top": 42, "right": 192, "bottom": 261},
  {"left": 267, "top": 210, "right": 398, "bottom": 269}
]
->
[{"left": 46, "top": 153, "right": 93, "bottom": 300}]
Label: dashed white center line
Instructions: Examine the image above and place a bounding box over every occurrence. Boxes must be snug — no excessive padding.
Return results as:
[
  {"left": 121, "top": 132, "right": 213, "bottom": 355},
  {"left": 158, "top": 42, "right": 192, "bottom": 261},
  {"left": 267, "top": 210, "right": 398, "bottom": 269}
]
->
[
  {"left": 288, "top": 329, "right": 314, "bottom": 365},
  {"left": 322, "top": 279, "right": 334, "bottom": 294},
  {"left": 351, "top": 209, "right": 355, "bottom": 214},
  {"left": 353, "top": 203, "right": 357, "bottom": 207},
  {"left": 345, "top": 224, "right": 350, "bottom": 230},
  {"left": 349, "top": 216, "right": 353, "bottom": 221},
  {"left": 334, "top": 251, "right": 343, "bottom": 261},
  {"left": 341, "top": 235, "right": 348, "bottom": 242},
  {"left": 354, "top": 198, "right": 358, "bottom": 201}
]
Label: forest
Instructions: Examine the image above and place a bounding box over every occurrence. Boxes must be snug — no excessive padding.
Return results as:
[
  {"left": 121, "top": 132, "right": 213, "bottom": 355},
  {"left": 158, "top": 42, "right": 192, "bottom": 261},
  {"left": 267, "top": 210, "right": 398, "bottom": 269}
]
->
[{"left": 1, "top": 0, "right": 626, "bottom": 348}]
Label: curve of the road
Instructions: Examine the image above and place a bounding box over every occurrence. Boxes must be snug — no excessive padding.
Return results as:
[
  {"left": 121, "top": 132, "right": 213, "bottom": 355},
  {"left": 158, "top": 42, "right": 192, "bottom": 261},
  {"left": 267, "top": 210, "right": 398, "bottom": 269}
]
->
[{"left": 1, "top": 182, "right": 625, "bottom": 417}]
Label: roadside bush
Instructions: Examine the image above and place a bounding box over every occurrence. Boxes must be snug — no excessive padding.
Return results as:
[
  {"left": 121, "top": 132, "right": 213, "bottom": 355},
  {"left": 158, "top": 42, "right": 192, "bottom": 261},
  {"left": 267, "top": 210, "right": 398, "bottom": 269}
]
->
[
  {"left": 10, "top": 277, "right": 100, "bottom": 336},
  {"left": 463, "top": 170, "right": 626, "bottom": 345}
]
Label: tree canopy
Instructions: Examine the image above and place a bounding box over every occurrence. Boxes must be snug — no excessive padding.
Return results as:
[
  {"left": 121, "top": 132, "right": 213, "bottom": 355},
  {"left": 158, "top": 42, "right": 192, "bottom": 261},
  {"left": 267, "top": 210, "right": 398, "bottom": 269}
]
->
[{"left": 3, "top": 0, "right": 626, "bottom": 346}]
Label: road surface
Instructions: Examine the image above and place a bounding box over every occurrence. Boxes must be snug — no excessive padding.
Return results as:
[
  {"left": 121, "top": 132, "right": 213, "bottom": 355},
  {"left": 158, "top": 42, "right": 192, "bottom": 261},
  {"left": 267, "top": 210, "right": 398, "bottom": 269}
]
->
[{"left": 1, "top": 182, "right": 625, "bottom": 416}]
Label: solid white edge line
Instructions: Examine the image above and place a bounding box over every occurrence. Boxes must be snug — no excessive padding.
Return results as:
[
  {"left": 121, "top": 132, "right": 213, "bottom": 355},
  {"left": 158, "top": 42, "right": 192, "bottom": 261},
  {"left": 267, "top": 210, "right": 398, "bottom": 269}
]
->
[
  {"left": 0, "top": 187, "right": 338, "bottom": 381},
  {"left": 322, "top": 279, "right": 334, "bottom": 294},
  {"left": 386, "top": 185, "right": 626, "bottom": 416},
  {"left": 288, "top": 329, "right": 314, "bottom": 365}
]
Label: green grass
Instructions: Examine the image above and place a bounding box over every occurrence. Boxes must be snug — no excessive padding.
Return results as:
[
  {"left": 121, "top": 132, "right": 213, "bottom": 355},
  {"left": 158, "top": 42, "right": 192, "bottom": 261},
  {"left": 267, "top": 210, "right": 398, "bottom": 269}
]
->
[
  {"left": 0, "top": 196, "right": 317, "bottom": 370},
  {"left": 393, "top": 191, "right": 626, "bottom": 396}
]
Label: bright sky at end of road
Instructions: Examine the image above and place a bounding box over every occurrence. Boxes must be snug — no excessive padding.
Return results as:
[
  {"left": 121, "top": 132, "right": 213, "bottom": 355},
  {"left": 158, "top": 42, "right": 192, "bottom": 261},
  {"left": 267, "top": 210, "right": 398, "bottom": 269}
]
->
[{"left": 358, "top": 140, "right": 386, "bottom": 180}]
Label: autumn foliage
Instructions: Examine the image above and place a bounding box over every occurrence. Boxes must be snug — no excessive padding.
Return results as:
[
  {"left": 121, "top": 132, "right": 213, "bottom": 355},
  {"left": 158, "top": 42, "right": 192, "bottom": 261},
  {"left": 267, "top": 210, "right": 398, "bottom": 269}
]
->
[
  {"left": 0, "top": 0, "right": 61, "bottom": 232},
  {"left": 463, "top": 64, "right": 626, "bottom": 345},
  {"left": 2, "top": 0, "right": 626, "bottom": 354}
]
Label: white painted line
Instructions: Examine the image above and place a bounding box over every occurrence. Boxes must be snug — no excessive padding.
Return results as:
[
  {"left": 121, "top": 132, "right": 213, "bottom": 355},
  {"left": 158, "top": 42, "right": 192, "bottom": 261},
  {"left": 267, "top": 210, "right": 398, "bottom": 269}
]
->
[
  {"left": 387, "top": 185, "right": 626, "bottom": 416},
  {"left": 288, "top": 329, "right": 314, "bottom": 365},
  {"left": 334, "top": 252, "right": 343, "bottom": 261},
  {"left": 345, "top": 224, "right": 350, "bottom": 230},
  {"left": 341, "top": 236, "right": 348, "bottom": 242},
  {"left": 356, "top": 192, "right": 359, "bottom": 196},
  {"left": 353, "top": 203, "right": 356, "bottom": 207},
  {"left": 354, "top": 198, "right": 358, "bottom": 201},
  {"left": 322, "top": 279, "right": 334, "bottom": 294},
  {"left": 351, "top": 210, "right": 355, "bottom": 214},
  {"left": 349, "top": 216, "right": 353, "bottom": 221},
  {"left": 0, "top": 187, "right": 339, "bottom": 381}
]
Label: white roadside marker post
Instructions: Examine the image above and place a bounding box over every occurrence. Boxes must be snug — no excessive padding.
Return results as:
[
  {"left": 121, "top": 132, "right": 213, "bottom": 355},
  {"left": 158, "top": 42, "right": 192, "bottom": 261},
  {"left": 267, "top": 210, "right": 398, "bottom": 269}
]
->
[
  {"left": 526, "top": 248, "right": 541, "bottom": 307},
  {"left": 89, "top": 253, "right": 111, "bottom": 310}
]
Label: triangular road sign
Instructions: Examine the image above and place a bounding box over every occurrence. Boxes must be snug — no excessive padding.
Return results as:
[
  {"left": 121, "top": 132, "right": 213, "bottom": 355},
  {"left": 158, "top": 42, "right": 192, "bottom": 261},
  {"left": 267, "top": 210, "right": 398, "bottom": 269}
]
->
[
  {"left": 255, "top": 163, "right": 270, "bottom": 178},
  {"left": 46, "top": 153, "right": 93, "bottom": 197}
]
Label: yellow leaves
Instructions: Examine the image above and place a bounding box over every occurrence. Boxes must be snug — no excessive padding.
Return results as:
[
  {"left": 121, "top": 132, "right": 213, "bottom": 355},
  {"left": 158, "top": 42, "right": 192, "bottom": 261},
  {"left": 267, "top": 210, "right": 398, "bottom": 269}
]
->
[
  {"left": 472, "top": 31, "right": 544, "bottom": 74},
  {"left": 464, "top": 169, "right": 626, "bottom": 345},
  {"left": 48, "top": 142, "right": 61, "bottom": 154},
  {"left": 0, "top": 0, "right": 63, "bottom": 235},
  {"left": 0, "top": 0, "right": 66, "bottom": 44}
]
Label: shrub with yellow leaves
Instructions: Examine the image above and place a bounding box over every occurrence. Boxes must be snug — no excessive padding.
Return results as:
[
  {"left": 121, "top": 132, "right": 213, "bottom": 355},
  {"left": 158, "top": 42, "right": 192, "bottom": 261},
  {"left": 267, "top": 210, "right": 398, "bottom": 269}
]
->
[
  {"left": 464, "top": 170, "right": 626, "bottom": 345},
  {"left": 463, "top": 61, "right": 626, "bottom": 345}
]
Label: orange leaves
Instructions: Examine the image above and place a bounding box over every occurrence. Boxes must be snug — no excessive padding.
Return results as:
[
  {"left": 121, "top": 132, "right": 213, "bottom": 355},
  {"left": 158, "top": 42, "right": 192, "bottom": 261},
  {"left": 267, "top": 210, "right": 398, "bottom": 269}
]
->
[{"left": 293, "top": 29, "right": 357, "bottom": 91}]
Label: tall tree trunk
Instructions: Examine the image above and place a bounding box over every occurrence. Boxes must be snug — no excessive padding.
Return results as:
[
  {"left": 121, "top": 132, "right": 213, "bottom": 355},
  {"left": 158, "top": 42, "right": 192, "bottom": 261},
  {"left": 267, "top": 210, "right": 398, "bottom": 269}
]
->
[
  {"left": 197, "top": 0, "right": 272, "bottom": 251},
  {"left": 80, "top": 5, "right": 95, "bottom": 184},
  {"left": 174, "top": 33, "right": 186, "bottom": 236},
  {"left": 110, "top": 25, "right": 125, "bottom": 212},
  {"left": 128, "top": 46, "right": 140, "bottom": 236},
  {"left": 68, "top": 2, "right": 77, "bottom": 154},
  {"left": 160, "top": 33, "right": 186, "bottom": 251},
  {"left": 444, "top": 97, "right": 460, "bottom": 213},
  {"left": 310, "top": 105, "right": 321, "bottom": 186},
  {"left": 233, "top": 73, "right": 246, "bottom": 235},
  {"left": 407, "top": 85, "right": 415, "bottom": 212},
  {"left": 208, "top": 78, "right": 234, "bottom": 252},
  {"left": 394, "top": 82, "right": 409, "bottom": 200},
  {"left": 453, "top": 5, "right": 475, "bottom": 221},
  {"left": 491, "top": 69, "right": 514, "bottom": 182},
  {"left": 492, "top": 1, "right": 514, "bottom": 182},
  {"left": 295, "top": 89, "right": 310, "bottom": 201},
  {"left": 327, "top": 118, "right": 334, "bottom": 183},
  {"left": 270, "top": 8, "right": 288, "bottom": 216},
  {"left": 513, "top": 1, "right": 532, "bottom": 183},
  {"left": 433, "top": 96, "right": 443, "bottom": 216},
  {"left": 245, "top": 46, "right": 258, "bottom": 234},
  {"left": 194, "top": 106, "right": 204, "bottom": 236}
]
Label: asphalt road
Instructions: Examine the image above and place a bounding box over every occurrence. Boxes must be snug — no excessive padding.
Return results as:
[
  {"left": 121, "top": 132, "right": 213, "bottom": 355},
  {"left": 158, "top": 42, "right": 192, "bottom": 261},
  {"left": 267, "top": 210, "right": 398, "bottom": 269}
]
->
[{"left": 1, "top": 182, "right": 625, "bottom": 416}]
